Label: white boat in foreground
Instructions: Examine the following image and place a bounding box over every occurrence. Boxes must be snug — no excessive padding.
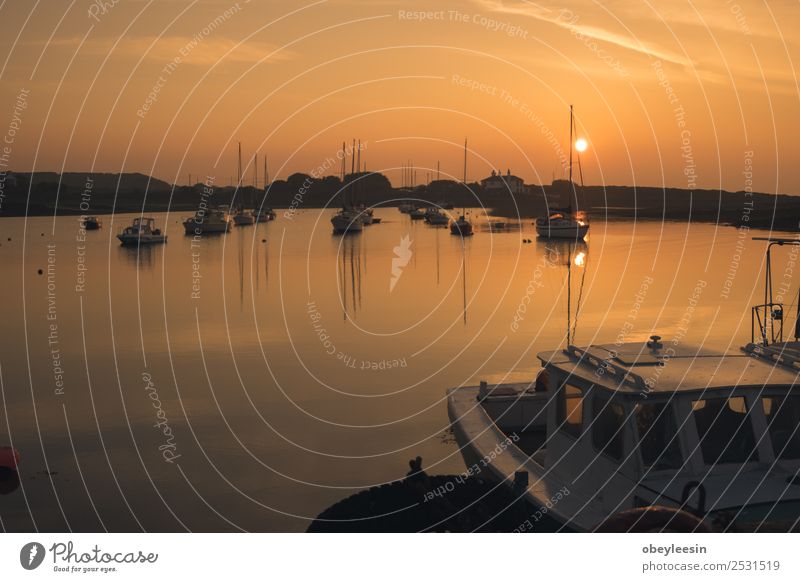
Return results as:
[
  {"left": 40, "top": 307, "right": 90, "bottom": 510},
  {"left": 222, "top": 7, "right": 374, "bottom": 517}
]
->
[
  {"left": 449, "top": 336, "right": 800, "bottom": 532},
  {"left": 117, "top": 217, "right": 166, "bottom": 245},
  {"left": 448, "top": 238, "right": 800, "bottom": 532}
]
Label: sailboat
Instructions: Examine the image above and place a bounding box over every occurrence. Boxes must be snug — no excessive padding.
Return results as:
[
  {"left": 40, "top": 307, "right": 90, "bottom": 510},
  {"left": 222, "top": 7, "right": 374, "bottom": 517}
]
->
[
  {"left": 233, "top": 143, "right": 255, "bottom": 226},
  {"left": 450, "top": 138, "right": 474, "bottom": 237},
  {"left": 331, "top": 140, "right": 363, "bottom": 235},
  {"left": 536, "top": 105, "right": 589, "bottom": 240},
  {"left": 254, "top": 154, "right": 276, "bottom": 222}
]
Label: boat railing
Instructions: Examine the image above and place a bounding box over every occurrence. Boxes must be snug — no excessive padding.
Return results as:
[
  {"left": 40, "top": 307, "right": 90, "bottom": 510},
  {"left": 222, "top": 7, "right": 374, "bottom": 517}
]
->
[
  {"left": 751, "top": 302, "right": 787, "bottom": 346},
  {"left": 564, "top": 344, "right": 648, "bottom": 391},
  {"left": 742, "top": 342, "right": 800, "bottom": 371}
]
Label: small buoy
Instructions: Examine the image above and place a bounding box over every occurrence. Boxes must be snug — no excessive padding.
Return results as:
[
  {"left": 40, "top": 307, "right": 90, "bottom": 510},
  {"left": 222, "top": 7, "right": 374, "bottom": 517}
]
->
[
  {"left": 37, "top": 269, "right": 43, "bottom": 275},
  {"left": 262, "top": 239, "right": 267, "bottom": 243},
  {"left": 6, "top": 237, "right": 10, "bottom": 241},
  {"left": 0, "top": 446, "right": 20, "bottom": 469}
]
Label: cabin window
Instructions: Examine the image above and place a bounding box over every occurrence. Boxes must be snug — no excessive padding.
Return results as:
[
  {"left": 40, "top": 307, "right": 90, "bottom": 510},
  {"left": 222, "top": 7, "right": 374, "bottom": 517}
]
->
[
  {"left": 592, "top": 393, "right": 625, "bottom": 460},
  {"left": 762, "top": 395, "right": 800, "bottom": 460},
  {"left": 635, "top": 402, "right": 683, "bottom": 470},
  {"left": 691, "top": 396, "right": 758, "bottom": 465},
  {"left": 556, "top": 382, "right": 584, "bottom": 438}
]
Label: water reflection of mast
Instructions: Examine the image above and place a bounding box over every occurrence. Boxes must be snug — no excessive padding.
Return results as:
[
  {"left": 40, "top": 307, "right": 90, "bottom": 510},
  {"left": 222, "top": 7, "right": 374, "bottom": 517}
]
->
[
  {"left": 238, "top": 230, "right": 245, "bottom": 310},
  {"left": 539, "top": 239, "right": 588, "bottom": 346},
  {"left": 461, "top": 240, "right": 468, "bottom": 325},
  {"left": 340, "top": 235, "right": 363, "bottom": 321}
]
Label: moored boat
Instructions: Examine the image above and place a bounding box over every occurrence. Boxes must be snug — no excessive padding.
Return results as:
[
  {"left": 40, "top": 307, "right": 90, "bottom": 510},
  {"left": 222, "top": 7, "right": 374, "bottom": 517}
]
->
[
  {"left": 183, "top": 207, "right": 231, "bottom": 235},
  {"left": 117, "top": 217, "right": 167, "bottom": 245},
  {"left": 535, "top": 213, "right": 589, "bottom": 239},
  {"left": 82, "top": 216, "right": 102, "bottom": 230},
  {"left": 331, "top": 208, "right": 363, "bottom": 234},
  {"left": 450, "top": 214, "right": 473, "bottom": 236},
  {"left": 409, "top": 208, "right": 425, "bottom": 220},
  {"left": 233, "top": 209, "right": 256, "bottom": 226},
  {"left": 448, "top": 238, "right": 800, "bottom": 532},
  {"left": 537, "top": 105, "right": 589, "bottom": 240},
  {"left": 398, "top": 202, "right": 417, "bottom": 214},
  {"left": 255, "top": 207, "right": 276, "bottom": 222},
  {"left": 424, "top": 207, "right": 449, "bottom": 226}
]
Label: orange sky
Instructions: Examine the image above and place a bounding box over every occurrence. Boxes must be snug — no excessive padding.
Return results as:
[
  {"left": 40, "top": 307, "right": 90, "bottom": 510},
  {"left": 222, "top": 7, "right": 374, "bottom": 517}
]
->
[{"left": 0, "top": 0, "right": 798, "bottom": 193}]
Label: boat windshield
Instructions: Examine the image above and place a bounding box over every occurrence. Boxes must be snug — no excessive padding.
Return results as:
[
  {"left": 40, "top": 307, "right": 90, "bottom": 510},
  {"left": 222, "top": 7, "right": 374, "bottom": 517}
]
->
[
  {"left": 635, "top": 401, "right": 683, "bottom": 470},
  {"left": 691, "top": 396, "right": 758, "bottom": 465},
  {"left": 762, "top": 394, "right": 800, "bottom": 460}
]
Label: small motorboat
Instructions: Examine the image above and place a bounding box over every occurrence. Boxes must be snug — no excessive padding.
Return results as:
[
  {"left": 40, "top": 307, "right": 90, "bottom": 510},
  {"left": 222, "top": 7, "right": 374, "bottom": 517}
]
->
[
  {"left": 424, "top": 208, "right": 449, "bottom": 226},
  {"left": 255, "top": 207, "right": 276, "bottom": 222},
  {"left": 409, "top": 208, "right": 425, "bottom": 220},
  {"left": 82, "top": 216, "right": 102, "bottom": 230},
  {"left": 450, "top": 214, "right": 473, "bottom": 236},
  {"left": 233, "top": 209, "right": 256, "bottom": 226},
  {"left": 183, "top": 207, "right": 231, "bottom": 235},
  {"left": 117, "top": 217, "right": 167, "bottom": 245},
  {"left": 358, "top": 206, "right": 374, "bottom": 226},
  {"left": 398, "top": 203, "right": 416, "bottom": 214},
  {"left": 331, "top": 208, "right": 363, "bottom": 234}
]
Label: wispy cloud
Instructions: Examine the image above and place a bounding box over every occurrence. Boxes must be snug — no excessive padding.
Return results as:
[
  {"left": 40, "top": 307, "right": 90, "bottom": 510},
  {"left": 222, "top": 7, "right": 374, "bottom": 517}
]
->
[
  {"left": 45, "top": 35, "right": 295, "bottom": 66},
  {"left": 472, "top": 0, "right": 694, "bottom": 68}
]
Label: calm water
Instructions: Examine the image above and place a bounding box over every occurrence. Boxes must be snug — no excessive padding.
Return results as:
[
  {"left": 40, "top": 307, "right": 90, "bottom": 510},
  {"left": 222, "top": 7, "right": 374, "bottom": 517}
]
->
[{"left": 0, "top": 208, "right": 796, "bottom": 531}]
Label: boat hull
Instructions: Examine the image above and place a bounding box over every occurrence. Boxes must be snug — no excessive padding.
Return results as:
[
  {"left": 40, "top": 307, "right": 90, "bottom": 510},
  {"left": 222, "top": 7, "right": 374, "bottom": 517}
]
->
[
  {"left": 183, "top": 220, "right": 230, "bottom": 235},
  {"left": 450, "top": 222, "right": 473, "bottom": 236},
  {"left": 331, "top": 214, "right": 363, "bottom": 234},
  {"left": 117, "top": 234, "right": 167, "bottom": 245},
  {"left": 233, "top": 214, "right": 255, "bottom": 226},
  {"left": 535, "top": 223, "right": 589, "bottom": 239}
]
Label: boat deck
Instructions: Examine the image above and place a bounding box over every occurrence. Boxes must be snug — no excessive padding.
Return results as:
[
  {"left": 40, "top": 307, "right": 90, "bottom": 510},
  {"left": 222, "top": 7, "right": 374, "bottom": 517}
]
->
[{"left": 447, "top": 383, "right": 607, "bottom": 531}]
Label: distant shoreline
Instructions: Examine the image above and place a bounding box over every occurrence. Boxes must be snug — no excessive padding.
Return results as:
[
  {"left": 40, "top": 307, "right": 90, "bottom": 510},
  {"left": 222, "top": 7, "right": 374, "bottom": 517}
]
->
[{"left": 1, "top": 171, "right": 798, "bottom": 232}]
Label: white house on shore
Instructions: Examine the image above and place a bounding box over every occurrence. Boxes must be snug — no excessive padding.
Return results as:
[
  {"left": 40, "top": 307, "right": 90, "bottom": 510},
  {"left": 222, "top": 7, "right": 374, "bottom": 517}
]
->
[{"left": 480, "top": 169, "right": 526, "bottom": 194}]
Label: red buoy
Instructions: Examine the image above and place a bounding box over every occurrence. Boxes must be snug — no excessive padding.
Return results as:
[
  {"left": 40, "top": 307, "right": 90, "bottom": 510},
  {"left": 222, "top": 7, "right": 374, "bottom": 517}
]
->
[{"left": 0, "top": 446, "right": 20, "bottom": 469}]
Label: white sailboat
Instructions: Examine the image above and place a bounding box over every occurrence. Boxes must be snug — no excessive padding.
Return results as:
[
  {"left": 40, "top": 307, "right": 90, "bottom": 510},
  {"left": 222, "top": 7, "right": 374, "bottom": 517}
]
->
[
  {"left": 536, "top": 106, "right": 589, "bottom": 240},
  {"left": 233, "top": 143, "right": 255, "bottom": 226},
  {"left": 331, "top": 140, "right": 363, "bottom": 234},
  {"left": 450, "top": 138, "right": 473, "bottom": 237}
]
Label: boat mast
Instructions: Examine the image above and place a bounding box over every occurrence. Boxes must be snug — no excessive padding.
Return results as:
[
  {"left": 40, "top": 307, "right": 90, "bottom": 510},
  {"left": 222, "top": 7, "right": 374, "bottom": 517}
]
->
[
  {"left": 463, "top": 138, "right": 467, "bottom": 183},
  {"left": 568, "top": 105, "right": 574, "bottom": 214},
  {"left": 350, "top": 139, "right": 355, "bottom": 208},
  {"left": 237, "top": 142, "right": 242, "bottom": 211}
]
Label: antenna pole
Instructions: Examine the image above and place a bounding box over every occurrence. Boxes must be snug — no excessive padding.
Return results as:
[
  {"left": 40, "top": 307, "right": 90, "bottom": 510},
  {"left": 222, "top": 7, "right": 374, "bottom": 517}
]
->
[{"left": 463, "top": 138, "right": 467, "bottom": 183}]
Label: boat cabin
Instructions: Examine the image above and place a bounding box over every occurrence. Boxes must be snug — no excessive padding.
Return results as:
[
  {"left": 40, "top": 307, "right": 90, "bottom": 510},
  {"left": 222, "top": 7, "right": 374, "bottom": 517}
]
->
[{"left": 538, "top": 338, "right": 800, "bottom": 496}]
